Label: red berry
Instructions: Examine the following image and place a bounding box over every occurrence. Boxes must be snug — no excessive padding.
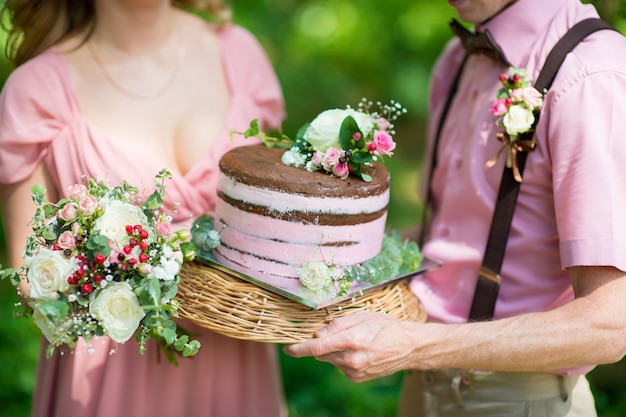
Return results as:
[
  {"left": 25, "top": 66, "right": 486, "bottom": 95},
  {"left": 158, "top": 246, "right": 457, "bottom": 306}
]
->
[
  {"left": 129, "top": 238, "right": 138, "bottom": 246},
  {"left": 139, "top": 230, "right": 149, "bottom": 240},
  {"left": 81, "top": 283, "right": 93, "bottom": 294},
  {"left": 93, "top": 274, "right": 104, "bottom": 284},
  {"left": 125, "top": 225, "right": 134, "bottom": 234},
  {"left": 133, "top": 224, "right": 142, "bottom": 232},
  {"left": 128, "top": 258, "right": 138, "bottom": 265},
  {"left": 76, "top": 268, "right": 85, "bottom": 277},
  {"left": 513, "top": 74, "right": 521, "bottom": 83},
  {"left": 123, "top": 245, "right": 133, "bottom": 254},
  {"left": 67, "top": 276, "right": 79, "bottom": 285},
  {"left": 94, "top": 254, "right": 106, "bottom": 264},
  {"left": 139, "top": 241, "right": 148, "bottom": 251},
  {"left": 139, "top": 254, "right": 148, "bottom": 263},
  {"left": 499, "top": 74, "right": 507, "bottom": 82}
]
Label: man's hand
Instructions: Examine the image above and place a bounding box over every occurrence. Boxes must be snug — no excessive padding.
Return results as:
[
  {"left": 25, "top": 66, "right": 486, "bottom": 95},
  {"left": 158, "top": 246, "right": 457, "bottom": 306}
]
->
[{"left": 284, "top": 311, "right": 421, "bottom": 382}]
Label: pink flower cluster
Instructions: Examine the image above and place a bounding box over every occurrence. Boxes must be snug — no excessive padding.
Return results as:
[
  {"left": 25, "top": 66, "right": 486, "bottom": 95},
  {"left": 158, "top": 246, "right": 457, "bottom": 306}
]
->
[{"left": 308, "top": 119, "right": 397, "bottom": 180}]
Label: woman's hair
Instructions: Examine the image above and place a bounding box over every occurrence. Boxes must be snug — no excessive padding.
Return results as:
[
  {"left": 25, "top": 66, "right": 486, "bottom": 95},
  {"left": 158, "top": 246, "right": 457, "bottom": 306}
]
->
[{"left": 0, "top": 0, "right": 231, "bottom": 67}]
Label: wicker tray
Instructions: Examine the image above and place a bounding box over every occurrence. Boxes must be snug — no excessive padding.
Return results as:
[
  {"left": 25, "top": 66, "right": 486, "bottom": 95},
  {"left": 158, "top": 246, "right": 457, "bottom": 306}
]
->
[{"left": 176, "top": 261, "right": 427, "bottom": 343}]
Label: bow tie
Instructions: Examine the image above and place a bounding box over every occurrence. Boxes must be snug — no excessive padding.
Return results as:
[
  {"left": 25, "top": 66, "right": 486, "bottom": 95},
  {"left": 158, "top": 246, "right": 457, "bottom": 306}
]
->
[{"left": 450, "top": 19, "right": 511, "bottom": 66}]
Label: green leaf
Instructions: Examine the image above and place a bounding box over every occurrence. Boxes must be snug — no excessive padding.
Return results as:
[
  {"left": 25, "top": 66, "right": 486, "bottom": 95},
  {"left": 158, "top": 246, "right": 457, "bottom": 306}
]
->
[
  {"left": 85, "top": 233, "right": 111, "bottom": 259},
  {"left": 183, "top": 340, "right": 201, "bottom": 357},
  {"left": 162, "top": 328, "right": 176, "bottom": 346},
  {"left": 145, "top": 191, "right": 163, "bottom": 210},
  {"left": 174, "top": 335, "right": 189, "bottom": 351},
  {"left": 360, "top": 173, "right": 373, "bottom": 182},
  {"left": 147, "top": 279, "right": 162, "bottom": 305},
  {"left": 30, "top": 184, "right": 47, "bottom": 205},
  {"left": 339, "top": 116, "right": 362, "bottom": 150},
  {"left": 350, "top": 151, "right": 373, "bottom": 164},
  {"left": 39, "top": 300, "right": 70, "bottom": 324},
  {"left": 244, "top": 119, "right": 260, "bottom": 138}
]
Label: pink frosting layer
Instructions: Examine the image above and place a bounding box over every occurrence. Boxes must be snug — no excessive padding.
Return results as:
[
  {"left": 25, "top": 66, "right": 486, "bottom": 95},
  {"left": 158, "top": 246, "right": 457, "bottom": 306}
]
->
[{"left": 213, "top": 207, "right": 388, "bottom": 277}]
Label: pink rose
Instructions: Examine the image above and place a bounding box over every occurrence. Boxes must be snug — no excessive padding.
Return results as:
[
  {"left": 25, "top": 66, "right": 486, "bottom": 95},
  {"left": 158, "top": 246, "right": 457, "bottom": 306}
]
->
[
  {"left": 376, "top": 117, "right": 390, "bottom": 131},
  {"left": 521, "top": 87, "right": 543, "bottom": 108},
  {"left": 510, "top": 88, "right": 524, "bottom": 101},
  {"left": 109, "top": 249, "right": 124, "bottom": 265},
  {"left": 490, "top": 99, "right": 509, "bottom": 117},
  {"left": 332, "top": 162, "right": 349, "bottom": 179},
  {"left": 373, "top": 130, "right": 396, "bottom": 156},
  {"left": 71, "top": 222, "right": 81, "bottom": 235},
  {"left": 78, "top": 196, "right": 99, "bottom": 216},
  {"left": 67, "top": 184, "right": 87, "bottom": 201},
  {"left": 322, "top": 148, "right": 342, "bottom": 171},
  {"left": 57, "top": 231, "right": 76, "bottom": 250},
  {"left": 154, "top": 221, "right": 171, "bottom": 237},
  {"left": 311, "top": 151, "right": 324, "bottom": 167},
  {"left": 58, "top": 204, "right": 78, "bottom": 222}
]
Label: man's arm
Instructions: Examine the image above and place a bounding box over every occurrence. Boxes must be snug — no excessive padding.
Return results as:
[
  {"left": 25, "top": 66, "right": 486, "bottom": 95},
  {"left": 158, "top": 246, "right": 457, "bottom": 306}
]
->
[{"left": 284, "top": 265, "right": 626, "bottom": 382}]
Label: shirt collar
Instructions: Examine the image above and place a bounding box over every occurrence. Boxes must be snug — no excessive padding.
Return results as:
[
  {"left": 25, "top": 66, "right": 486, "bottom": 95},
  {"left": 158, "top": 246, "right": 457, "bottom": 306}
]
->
[{"left": 478, "top": 0, "right": 569, "bottom": 68}]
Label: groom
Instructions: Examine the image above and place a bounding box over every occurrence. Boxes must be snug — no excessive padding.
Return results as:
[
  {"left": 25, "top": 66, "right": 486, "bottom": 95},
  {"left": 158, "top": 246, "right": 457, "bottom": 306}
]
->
[{"left": 284, "top": 0, "right": 626, "bottom": 415}]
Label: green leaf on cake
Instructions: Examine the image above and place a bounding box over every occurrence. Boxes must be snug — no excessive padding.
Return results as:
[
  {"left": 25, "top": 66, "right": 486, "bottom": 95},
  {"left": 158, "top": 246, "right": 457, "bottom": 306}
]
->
[{"left": 339, "top": 115, "right": 362, "bottom": 151}]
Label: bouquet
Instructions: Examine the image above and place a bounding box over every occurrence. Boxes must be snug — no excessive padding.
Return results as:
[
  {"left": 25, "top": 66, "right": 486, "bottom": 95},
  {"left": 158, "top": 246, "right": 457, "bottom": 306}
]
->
[
  {"left": 234, "top": 98, "right": 407, "bottom": 182},
  {"left": 0, "top": 170, "right": 200, "bottom": 361}
]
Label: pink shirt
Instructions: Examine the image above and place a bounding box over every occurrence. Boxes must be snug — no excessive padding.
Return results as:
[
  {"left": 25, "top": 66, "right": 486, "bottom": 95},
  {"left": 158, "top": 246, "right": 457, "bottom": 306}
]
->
[{"left": 412, "top": 0, "right": 626, "bottom": 328}]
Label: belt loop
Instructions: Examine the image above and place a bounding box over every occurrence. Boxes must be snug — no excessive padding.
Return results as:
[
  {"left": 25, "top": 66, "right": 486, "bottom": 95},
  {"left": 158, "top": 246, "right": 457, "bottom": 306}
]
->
[
  {"left": 451, "top": 370, "right": 465, "bottom": 407},
  {"left": 558, "top": 375, "right": 568, "bottom": 402}
]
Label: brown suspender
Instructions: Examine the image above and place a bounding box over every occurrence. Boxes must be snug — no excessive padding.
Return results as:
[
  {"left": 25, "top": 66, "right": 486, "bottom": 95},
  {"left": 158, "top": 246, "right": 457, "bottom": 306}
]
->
[{"left": 422, "top": 18, "right": 617, "bottom": 321}]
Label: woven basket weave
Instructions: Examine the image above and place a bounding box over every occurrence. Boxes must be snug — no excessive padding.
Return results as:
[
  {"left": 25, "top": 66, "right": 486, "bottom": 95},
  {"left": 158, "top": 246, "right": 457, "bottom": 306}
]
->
[{"left": 176, "top": 261, "right": 427, "bottom": 343}]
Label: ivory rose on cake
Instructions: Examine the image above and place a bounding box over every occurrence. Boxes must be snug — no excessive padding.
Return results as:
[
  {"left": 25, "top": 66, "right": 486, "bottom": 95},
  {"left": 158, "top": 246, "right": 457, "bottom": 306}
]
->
[
  {"left": 297, "top": 261, "right": 334, "bottom": 292},
  {"left": 303, "top": 108, "right": 375, "bottom": 151}
]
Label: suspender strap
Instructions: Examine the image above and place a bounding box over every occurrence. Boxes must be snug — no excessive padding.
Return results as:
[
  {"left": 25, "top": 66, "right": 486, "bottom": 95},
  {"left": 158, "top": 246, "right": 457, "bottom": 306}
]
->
[
  {"left": 419, "top": 55, "right": 469, "bottom": 247},
  {"left": 468, "top": 18, "right": 617, "bottom": 321}
]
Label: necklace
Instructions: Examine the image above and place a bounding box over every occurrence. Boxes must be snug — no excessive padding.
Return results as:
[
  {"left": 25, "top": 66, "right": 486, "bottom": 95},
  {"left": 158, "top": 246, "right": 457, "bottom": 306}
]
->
[{"left": 87, "top": 19, "right": 185, "bottom": 100}]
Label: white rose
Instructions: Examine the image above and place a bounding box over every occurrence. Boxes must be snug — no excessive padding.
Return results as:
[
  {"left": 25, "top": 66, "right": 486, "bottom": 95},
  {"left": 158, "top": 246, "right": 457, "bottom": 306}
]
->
[
  {"left": 304, "top": 109, "right": 374, "bottom": 152},
  {"left": 297, "top": 261, "right": 333, "bottom": 292},
  {"left": 25, "top": 249, "right": 72, "bottom": 300},
  {"left": 93, "top": 200, "right": 152, "bottom": 248},
  {"left": 503, "top": 105, "right": 535, "bottom": 137},
  {"left": 89, "top": 282, "right": 145, "bottom": 343}
]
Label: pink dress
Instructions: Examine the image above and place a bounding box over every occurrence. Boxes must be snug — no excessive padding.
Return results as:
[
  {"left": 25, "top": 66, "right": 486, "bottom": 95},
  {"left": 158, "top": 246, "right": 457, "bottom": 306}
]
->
[{"left": 0, "top": 24, "right": 287, "bottom": 417}]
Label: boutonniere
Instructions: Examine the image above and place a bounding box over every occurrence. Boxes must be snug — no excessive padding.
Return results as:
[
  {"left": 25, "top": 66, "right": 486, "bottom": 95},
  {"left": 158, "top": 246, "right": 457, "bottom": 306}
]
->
[{"left": 485, "top": 67, "right": 544, "bottom": 182}]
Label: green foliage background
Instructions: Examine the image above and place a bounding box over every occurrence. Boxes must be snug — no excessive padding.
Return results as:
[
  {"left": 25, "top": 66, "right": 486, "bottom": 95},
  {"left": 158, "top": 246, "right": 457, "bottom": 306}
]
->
[{"left": 1, "top": 1, "right": 625, "bottom": 416}]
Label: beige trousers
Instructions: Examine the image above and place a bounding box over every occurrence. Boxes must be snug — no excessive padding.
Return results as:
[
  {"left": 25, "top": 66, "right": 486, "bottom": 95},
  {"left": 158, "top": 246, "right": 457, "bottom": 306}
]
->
[{"left": 397, "top": 369, "right": 597, "bottom": 417}]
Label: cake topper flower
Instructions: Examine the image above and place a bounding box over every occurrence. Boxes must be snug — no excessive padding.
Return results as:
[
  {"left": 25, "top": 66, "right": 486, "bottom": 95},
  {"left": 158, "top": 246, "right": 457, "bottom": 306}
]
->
[
  {"left": 0, "top": 170, "right": 201, "bottom": 363},
  {"left": 232, "top": 98, "right": 406, "bottom": 182},
  {"left": 485, "top": 67, "right": 543, "bottom": 182}
]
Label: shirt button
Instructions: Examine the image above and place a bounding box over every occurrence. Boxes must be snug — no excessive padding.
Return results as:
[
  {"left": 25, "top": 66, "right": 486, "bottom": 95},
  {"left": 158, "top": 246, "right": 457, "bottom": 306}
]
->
[
  {"left": 437, "top": 225, "right": 450, "bottom": 237},
  {"left": 453, "top": 157, "right": 463, "bottom": 169}
]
